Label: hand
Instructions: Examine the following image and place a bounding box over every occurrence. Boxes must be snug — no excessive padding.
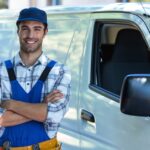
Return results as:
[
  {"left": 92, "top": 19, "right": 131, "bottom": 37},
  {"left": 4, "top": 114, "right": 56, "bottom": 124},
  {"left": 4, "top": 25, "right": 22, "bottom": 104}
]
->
[
  {"left": 0, "top": 100, "right": 12, "bottom": 109},
  {"left": 44, "top": 90, "right": 64, "bottom": 103}
]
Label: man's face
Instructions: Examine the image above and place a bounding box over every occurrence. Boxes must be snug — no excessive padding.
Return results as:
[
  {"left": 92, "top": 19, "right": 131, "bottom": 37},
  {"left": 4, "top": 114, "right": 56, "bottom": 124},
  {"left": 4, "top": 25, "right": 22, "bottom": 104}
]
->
[{"left": 17, "top": 21, "right": 47, "bottom": 53}]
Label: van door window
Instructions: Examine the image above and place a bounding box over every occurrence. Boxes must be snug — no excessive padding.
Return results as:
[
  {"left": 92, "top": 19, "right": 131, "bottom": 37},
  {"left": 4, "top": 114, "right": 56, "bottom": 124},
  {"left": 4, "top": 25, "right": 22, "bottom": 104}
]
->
[{"left": 91, "top": 22, "right": 150, "bottom": 98}]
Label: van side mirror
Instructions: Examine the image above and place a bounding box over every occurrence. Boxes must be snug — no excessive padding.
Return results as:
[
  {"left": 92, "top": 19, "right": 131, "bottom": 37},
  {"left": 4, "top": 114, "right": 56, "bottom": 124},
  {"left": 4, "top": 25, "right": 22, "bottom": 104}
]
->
[{"left": 120, "top": 74, "right": 150, "bottom": 116}]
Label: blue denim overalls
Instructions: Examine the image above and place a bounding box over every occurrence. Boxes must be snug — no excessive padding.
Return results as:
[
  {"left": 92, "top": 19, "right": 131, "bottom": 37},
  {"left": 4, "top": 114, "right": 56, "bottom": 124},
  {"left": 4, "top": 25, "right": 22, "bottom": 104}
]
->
[{"left": 0, "top": 60, "right": 56, "bottom": 147}]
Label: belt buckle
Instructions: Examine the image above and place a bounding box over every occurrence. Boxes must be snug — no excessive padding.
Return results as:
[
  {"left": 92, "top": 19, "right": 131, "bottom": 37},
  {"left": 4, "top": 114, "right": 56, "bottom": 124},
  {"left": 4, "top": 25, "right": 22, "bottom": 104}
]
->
[
  {"left": 32, "top": 144, "right": 40, "bottom": 150},
  {"left": 3, "top": 141, "right": 10, "bottom": 150}
]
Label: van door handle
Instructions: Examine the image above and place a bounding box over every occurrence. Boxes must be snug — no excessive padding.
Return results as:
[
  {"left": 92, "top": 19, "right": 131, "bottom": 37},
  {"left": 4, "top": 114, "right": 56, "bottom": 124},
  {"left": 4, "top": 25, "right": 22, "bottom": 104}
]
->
[{"left": 81, "top": 109, "right": 95, "bottom": 123}]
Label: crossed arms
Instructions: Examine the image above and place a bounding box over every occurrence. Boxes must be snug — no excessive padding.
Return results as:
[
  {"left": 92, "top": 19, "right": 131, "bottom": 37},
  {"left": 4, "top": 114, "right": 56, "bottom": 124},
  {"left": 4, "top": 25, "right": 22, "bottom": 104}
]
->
[{"left": 0, "top": 90, "right": 63, "bottom": 127}]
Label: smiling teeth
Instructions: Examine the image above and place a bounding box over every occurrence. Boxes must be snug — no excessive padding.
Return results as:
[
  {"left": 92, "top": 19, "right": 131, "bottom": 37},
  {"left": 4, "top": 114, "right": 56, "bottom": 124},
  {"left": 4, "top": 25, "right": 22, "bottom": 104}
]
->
[{"left": 27, "top": 41, "right": 35, "bottom": 44}]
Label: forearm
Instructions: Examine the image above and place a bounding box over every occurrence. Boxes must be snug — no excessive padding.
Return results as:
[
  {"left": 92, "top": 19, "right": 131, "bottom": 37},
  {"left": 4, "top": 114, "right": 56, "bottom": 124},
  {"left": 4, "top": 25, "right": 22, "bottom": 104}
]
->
[
  {"left": 3, "top": 100, "right": 48, "bottom": 122},
  {"left": 0, "top": 110, "right": 30, "bottom": 127}
]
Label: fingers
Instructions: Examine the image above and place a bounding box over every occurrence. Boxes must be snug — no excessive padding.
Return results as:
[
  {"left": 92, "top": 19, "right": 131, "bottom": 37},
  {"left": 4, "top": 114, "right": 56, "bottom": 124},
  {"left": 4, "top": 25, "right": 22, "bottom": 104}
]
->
[{"left": 44, "top": 90, "right": 64, "bottom": 103}]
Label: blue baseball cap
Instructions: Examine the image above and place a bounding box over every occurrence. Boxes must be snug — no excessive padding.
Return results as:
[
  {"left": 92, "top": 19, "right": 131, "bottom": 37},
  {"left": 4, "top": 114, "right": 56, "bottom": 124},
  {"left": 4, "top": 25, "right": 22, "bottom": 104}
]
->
[{"left": 16, "top": 7, "right": 47, "bottom": 26}]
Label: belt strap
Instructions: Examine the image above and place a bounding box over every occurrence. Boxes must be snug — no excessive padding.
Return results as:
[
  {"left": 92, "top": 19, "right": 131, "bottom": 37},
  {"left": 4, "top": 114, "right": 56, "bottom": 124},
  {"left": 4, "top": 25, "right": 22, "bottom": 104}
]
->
[
  {"left": 9, "top": 138, "right": 61, "bottom": 150},
  {"left": 39, "top": 60, "right": 56, "bottom": 82},
  {"left": 5, "top": 60, "right": 16, "bottom": 81}
]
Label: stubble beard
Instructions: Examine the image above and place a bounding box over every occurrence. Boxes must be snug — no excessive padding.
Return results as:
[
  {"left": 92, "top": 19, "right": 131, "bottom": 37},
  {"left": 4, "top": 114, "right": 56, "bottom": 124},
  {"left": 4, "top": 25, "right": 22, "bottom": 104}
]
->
[{"left": 20, "top": 42, "right": 42, "bottom": 53}]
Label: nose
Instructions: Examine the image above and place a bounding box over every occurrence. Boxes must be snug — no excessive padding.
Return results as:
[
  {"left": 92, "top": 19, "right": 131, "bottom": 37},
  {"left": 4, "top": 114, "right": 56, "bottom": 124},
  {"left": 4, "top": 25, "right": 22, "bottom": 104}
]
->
[{"left": 28, "top": 29, "right": 35, "bottom": 38}]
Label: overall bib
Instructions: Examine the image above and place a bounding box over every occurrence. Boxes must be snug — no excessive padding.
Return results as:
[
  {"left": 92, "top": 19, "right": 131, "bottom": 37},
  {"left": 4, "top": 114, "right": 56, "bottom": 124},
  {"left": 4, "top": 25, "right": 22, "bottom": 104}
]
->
[{"left": 0, "top": 60, "right": 56, "bottom": 147}]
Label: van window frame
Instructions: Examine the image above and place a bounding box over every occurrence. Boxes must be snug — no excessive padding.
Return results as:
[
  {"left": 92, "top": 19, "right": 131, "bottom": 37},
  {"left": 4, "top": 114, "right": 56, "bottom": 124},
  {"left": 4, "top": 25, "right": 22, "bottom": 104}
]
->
[
  {"left": 90, "top": 20, "right": 150, "bottom": 102},
  {"left": 90, "top": 21, "right": 120, "bottom": 102}
]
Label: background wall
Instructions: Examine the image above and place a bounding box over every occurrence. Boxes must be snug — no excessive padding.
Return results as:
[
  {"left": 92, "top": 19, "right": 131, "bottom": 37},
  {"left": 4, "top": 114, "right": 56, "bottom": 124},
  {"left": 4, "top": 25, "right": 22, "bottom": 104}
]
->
[{"left": 0, "top": 0, "right": 146, "bottom": 10}]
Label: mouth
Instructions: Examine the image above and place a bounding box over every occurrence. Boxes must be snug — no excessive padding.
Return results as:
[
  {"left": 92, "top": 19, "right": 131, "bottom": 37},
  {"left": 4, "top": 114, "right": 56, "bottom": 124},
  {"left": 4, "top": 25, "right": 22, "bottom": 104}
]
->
[{"left": 25, "top": 39, "right": 37, "bottom": 44}]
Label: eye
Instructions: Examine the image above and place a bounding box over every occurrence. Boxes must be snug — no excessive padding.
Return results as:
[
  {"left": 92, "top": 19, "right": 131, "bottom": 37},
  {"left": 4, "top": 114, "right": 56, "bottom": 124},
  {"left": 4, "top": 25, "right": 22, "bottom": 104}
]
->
[
  {"left": 21, "top": 27, "right": 28, "bottom": 31},
  {"left": 34, "top": 27, "right": 42, "bottom": 31}
]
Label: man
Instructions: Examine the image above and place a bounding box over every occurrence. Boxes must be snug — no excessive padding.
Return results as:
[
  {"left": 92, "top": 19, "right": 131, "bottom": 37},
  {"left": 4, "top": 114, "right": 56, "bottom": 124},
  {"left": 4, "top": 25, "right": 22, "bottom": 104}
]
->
[{"left": 0, "top": 7, "right": 71, "bottom": 150}]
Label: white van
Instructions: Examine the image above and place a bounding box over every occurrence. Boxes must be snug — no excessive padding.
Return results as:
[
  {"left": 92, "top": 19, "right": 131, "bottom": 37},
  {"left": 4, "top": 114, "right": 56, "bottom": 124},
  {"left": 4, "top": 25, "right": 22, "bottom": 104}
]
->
[{"left": 1, "top": 2, "right": 150, "bottom": 150}]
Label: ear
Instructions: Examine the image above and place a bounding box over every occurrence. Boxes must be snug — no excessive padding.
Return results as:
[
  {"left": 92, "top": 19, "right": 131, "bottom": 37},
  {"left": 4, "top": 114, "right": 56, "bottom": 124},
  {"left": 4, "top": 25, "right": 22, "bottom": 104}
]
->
[
  {"left": 43, "top": 29, "right": 48, "bottom": 37},
  {"left": 44, "top": 28, "right": 48, "bottom": 35},
  {"left": 17, "top": 29, "right": 19, "bottom": 35}
]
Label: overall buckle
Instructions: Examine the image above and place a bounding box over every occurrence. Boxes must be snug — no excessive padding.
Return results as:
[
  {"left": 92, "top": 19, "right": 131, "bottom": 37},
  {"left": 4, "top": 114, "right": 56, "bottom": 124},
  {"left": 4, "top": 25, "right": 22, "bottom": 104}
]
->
[
  {"left": 3, "top": 141, "right": 10, "bottom": 150},
  {"left": 32, "top": 144, "right": 40, "bottom": 150}
]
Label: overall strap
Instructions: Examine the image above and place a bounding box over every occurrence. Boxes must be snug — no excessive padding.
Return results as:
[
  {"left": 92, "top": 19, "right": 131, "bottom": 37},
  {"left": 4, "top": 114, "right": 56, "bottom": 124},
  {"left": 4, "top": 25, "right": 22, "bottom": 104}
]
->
[
  {"left": 5, "top": 60, "right": 16, "bottom": 81},
  {"left": 39, "top": 60, "right": 57, "bottom": 82}
]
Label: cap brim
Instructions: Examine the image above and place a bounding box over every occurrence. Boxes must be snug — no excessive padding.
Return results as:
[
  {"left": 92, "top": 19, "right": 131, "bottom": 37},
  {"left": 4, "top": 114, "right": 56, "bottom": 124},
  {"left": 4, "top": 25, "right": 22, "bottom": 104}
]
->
[{"left": 16, "top": 18, "right": 47, "bottom": 25}]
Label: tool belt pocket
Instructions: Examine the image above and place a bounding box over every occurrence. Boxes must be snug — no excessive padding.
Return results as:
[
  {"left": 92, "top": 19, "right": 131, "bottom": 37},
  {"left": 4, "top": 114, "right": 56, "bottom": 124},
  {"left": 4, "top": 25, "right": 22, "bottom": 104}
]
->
[
  {"left": 39, "top": 138, "right": 62, "bottom": 150},
  {"left": 51, "top": 142, "right": 62, "bottom": 150}
]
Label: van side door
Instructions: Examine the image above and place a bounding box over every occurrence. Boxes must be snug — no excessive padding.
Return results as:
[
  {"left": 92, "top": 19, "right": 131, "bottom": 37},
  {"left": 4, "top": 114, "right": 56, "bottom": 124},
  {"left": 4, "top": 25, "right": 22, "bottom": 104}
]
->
[{"left": 79, "top": 12, "right": 150, "bottom": 150}]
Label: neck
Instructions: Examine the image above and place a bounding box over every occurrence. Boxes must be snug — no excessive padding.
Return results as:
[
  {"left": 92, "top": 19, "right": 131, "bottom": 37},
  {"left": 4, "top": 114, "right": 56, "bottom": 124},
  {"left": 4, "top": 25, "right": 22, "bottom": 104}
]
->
[{"left": 19, "top": 51, "right": 42, "bottom": 67}]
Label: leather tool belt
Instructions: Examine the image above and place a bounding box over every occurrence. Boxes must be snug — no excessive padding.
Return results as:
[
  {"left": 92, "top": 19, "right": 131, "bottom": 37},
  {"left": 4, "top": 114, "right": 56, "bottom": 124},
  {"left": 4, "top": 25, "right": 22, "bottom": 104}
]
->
[{"left": 1, "top": 138, "right": 61, "bottom": 150}]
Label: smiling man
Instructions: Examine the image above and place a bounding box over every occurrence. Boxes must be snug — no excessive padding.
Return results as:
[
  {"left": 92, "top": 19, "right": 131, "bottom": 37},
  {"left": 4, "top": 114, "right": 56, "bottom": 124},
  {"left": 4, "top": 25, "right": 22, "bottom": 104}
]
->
[{"left": 0, "top": 7, "right": 71, "bottom": 150}]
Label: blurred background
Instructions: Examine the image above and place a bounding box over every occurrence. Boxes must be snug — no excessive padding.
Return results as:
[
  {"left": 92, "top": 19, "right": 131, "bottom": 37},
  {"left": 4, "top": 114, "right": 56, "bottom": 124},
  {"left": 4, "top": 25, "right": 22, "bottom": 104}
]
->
[{"left": 0, "top": 0, "right": 149, "bottom": 10}]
